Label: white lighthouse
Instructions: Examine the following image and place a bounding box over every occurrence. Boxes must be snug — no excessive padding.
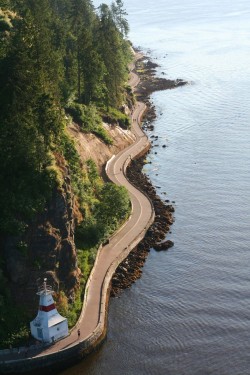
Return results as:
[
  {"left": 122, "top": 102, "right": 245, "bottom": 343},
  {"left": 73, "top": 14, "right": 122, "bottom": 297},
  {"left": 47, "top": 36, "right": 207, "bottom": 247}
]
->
[{"left": 30, "top": 278, "right": 69, "bottom": 343}]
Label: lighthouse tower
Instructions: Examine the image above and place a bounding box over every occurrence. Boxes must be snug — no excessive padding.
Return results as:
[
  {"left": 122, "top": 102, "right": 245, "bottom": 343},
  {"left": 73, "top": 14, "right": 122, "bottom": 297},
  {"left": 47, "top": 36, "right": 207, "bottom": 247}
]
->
[{"left": 30, "top": 278, "right": 69, "bottom": 343}]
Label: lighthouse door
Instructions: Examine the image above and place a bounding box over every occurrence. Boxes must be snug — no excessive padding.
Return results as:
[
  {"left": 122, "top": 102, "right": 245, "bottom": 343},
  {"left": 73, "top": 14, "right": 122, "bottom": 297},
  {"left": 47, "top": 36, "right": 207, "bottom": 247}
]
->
[{"left": 37, "top": 328, "right": 43, "bottom": 340}]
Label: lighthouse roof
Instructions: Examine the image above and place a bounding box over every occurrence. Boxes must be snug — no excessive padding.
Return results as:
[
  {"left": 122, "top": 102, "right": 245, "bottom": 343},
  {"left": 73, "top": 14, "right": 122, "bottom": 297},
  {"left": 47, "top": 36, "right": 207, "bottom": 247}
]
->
[
  {"left": 37, "top": 278, "right": 54, "bottom": 296},
  {"left": 48, "top": 314, "right": 67, "bottom": 328}
]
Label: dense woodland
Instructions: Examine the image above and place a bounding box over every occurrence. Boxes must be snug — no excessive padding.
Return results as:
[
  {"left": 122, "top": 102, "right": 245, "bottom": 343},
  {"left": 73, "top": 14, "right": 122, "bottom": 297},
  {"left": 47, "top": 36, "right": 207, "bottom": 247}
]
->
[{"left": 0, "top": 0, "right": 133, "bottom": 346}]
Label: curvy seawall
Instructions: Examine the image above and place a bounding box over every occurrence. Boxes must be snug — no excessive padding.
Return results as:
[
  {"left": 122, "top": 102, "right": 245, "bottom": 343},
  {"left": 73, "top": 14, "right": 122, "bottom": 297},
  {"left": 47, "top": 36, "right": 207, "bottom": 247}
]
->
[{"left": 0, "top": 58, "right": 155, "bottom": 374}]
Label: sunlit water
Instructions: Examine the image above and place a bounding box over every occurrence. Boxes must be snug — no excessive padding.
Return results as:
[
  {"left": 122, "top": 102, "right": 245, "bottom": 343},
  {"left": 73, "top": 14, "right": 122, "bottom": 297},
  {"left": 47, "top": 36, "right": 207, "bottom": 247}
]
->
[{"left": 63, "top": 1, "right": 250, "bottom": 374}]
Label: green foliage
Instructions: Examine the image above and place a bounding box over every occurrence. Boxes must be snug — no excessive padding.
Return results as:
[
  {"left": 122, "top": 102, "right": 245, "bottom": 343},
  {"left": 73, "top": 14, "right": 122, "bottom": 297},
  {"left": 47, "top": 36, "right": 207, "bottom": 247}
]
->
[
  {"left": 86, "top": 159, "right": 99, "bottom": 182},
  {"left": 76, "top": 217, "right": 99, "bottom": 248},
  {"left": 95, "top": 2, "right": 132, "bottom": 108},
  {"left": 58, "top": 131, "right": 86, "bottom": 203},
  {"left": 95, "top": 183, "right": 131, "bottom": 237},
  {"left": 67, "top": 102, "right": 113, "bottom": 144},
  {"left": 93, "top": 125, "right": 113, "bottom": 145},
  {"left": 0, "top": 9, "right": 13, "bottom": 31},
  {"left": 56, "top": 245, "right": 97, "bottom": 328},
  {"left": 66, "top": 103, "right": 101, "bottom": 130},
  {"left": 0, "top": 0, "right": 132, "bottom": 345},
  {"left": 0, "top": 2, "right": 65, "bottom": 234},
  {"left": 102, "top": 106, "right": 131, "bottom": 129},
  {"left": 17, "top": 241, "right": 28, "bottom": 257},
  {"left": 111, "top": 0, "right": 129, "bottom": 37},
  {"left": 76, "top": 182, "right": 131, "bottom": 246},
  {"left": 0, "top": 1, "right": 131, "bottom": 231},
  {"left": 0, "top": 321, "right": 30, "bottom": 350},
  {"left": 0, "top": 269, "right": 30, "bottom": 349}
]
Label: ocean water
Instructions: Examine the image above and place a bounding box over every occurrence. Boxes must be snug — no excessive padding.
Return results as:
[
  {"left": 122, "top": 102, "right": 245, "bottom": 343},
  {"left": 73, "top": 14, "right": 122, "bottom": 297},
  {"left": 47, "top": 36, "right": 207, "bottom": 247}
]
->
[{"left": 63, "top": 1, "right": 250, "bottom": 374}]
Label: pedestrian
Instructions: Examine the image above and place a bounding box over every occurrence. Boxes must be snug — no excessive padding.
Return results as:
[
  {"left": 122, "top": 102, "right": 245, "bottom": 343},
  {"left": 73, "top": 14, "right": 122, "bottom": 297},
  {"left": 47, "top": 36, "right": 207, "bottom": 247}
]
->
[{"left": 77, "top": 329, "right": 80, "bottom": 339}]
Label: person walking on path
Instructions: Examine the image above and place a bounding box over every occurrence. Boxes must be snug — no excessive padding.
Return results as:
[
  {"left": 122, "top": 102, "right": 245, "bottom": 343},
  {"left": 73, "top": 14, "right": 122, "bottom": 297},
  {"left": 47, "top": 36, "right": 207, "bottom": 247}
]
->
[{"left": 77, "top": 329, "right": 80, "bottom": 340}]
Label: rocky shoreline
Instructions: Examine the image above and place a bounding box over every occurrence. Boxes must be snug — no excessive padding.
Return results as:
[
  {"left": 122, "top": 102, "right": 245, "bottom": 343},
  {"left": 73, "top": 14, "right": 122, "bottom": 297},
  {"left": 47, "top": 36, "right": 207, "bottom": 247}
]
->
[
  {"left": 111, "top": 53, "right": 182, "bottom": 297},
  {"left": 111, "top": 156, "right": 175, "bottom": 296},
  {"left": 135, "top": 53, "right": 188, "bottom": 130},
  {"left": 135, "top": 56, "right": 187, "bottom": 98}
]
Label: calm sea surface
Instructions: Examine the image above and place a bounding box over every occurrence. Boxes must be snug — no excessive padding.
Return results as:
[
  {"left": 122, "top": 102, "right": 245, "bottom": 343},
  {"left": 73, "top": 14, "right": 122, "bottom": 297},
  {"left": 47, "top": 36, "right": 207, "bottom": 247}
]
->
[{"left": 63, "top": 1, "right": 250, "bottom": 374}]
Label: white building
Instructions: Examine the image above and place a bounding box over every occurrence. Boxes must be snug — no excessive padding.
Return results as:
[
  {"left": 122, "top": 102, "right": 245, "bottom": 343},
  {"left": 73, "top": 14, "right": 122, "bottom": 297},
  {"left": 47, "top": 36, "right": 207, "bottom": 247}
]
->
[{"left": 30, "top": 278, "right": 69, "bottom": 343}]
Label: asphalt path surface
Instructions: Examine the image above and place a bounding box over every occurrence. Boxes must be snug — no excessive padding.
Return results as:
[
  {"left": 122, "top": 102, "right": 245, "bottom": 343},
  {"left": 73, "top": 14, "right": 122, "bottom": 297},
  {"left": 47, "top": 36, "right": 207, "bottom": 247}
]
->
[{"left": 0, "top": 58, "right": 154, "bottom": 362}]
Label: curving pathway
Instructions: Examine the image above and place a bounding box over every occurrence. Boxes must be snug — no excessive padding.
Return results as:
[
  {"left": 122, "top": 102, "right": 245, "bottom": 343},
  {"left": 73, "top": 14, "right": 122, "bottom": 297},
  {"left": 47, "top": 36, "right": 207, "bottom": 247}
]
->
[{"left": 0, "top": 54, "right": 154, "bottom": 371}]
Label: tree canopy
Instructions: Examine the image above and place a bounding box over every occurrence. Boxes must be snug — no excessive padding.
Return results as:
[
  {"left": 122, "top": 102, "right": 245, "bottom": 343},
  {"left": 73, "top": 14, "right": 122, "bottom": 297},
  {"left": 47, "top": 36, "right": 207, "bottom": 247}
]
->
[
  {"left": 0, "top": 0, "right": 132, "bottom": 347},
  {"left": 0, "top": 0, "right": 132, "bottom": 235}
]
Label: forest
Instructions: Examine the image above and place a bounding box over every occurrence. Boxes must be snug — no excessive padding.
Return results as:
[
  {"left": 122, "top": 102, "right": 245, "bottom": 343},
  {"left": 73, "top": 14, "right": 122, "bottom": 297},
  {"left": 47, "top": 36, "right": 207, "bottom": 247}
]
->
[{"left": 0, "top": 0, "right": 133, "bottom": 347}]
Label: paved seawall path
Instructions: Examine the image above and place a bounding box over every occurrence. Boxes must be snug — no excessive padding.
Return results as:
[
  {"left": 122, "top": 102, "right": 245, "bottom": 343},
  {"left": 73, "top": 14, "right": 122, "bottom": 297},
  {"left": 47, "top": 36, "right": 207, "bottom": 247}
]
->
[{"left": 0, "top": 53, "right": 155, "bottom": 374}]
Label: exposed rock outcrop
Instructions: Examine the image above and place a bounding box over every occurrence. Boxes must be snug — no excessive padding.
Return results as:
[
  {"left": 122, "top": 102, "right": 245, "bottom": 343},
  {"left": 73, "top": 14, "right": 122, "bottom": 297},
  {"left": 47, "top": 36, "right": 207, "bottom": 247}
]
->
[
  {"left": 3, "top": 163, "right": 81, "bottom": 310},
  {"left": 67, "top": 122, "right": 135, "bottom": 176}
]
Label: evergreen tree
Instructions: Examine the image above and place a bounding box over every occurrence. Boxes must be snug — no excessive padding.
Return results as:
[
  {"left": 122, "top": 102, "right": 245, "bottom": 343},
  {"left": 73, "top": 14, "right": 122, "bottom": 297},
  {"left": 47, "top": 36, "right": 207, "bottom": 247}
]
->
[
  {"left": 95, "top": 3, "right": 131, "bottom": 108},
  {"left": 0, "top": 1, "right": 63, "bottom": 233},
  {"left": 111, "top": 0, "right": 129, "bottom": 37},
  {"left": 0, "top": 0, "right": 132, "bottom": 233},
  {"left": 0, "top": 0, "right": 133, "bottom": 346}
]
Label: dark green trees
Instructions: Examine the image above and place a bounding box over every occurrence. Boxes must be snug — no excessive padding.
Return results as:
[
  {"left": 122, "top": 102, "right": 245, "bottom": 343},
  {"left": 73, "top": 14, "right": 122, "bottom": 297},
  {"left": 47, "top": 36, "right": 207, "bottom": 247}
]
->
[
  {"left": 0, "top": 0, "right": 133, "bottom": 346},
  {"left": 96, "top": 2, "right": 131, "bottom": 109},
  {"left": 0, "top": 0, "right": 132, "bottom": 234},
  {"left": 111, "top": 0, "right": 129, "bottom": 37},
  {"left": 0, "top": 2, "right": 64, "bottom": 233}
]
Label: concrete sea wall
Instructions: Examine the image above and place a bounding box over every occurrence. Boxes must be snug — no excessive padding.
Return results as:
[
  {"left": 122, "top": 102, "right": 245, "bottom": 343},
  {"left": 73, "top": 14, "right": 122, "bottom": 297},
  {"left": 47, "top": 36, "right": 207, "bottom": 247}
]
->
[{"left": 0, "top": 146, "right": 154, "bottom": 375}]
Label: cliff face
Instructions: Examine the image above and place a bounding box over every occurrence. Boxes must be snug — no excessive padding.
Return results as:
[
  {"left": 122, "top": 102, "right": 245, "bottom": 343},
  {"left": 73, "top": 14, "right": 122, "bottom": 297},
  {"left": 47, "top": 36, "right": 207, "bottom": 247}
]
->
[
  {"left": 67, "top": 122, "right": 135, "bottom": 174},
  {"left": 4, "top": 164, "right": 80, "bottom": 309},
  {"left": 3, "top": 123, "right": 135, "bottom": 311}
]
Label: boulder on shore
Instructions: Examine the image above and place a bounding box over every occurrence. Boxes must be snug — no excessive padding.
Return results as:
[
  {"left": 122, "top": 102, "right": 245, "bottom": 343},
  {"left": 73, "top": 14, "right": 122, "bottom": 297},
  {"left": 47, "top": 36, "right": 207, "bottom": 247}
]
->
[{"left": 154, "top": 240, "right": 174, "bottom": 251}]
